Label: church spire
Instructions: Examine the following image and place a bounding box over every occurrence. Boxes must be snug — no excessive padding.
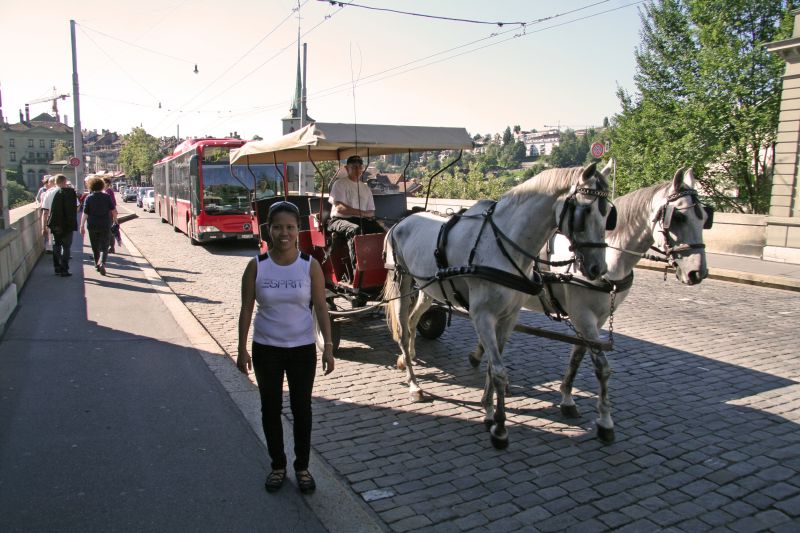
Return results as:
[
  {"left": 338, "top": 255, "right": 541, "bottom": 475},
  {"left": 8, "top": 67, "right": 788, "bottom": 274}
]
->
[{"left": 290, "top": 34, "right": 302, "bottom": 119}]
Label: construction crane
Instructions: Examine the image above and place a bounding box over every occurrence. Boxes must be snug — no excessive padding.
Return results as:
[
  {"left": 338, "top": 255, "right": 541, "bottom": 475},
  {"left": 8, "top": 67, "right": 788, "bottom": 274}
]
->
[{"left": 26, "top": 87, "right": 70, "bottom": 116}]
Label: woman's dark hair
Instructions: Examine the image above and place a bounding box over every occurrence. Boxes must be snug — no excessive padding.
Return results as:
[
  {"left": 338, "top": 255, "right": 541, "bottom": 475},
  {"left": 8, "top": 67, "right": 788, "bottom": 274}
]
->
[
  {"left": 89, "top": 177, "right": 105, "bottom": 192},
  {"left": 267, "top": 201, "right": 300, "bottom": 225}
]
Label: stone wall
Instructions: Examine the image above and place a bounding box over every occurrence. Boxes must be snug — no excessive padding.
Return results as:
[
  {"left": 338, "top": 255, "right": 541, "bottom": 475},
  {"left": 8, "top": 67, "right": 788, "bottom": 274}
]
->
[{"left": 0, "top": 203, "right": 42, "bottom": 334}]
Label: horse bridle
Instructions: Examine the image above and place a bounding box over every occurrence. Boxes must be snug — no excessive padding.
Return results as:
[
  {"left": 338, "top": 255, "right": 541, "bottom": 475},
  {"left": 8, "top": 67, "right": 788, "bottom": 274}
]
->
[
  {"left": 649, "top": 188, "right": 713, "bottom": 267},
  {"left": 557, "top": 186, "right": 617, "bottom": 254}
]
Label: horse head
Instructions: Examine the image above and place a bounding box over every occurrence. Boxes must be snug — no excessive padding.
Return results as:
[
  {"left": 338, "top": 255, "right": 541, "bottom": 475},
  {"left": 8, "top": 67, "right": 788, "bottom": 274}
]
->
[
  {"left": 651, "top": 167, "right": 712, "bottom": 285},
  {"left": 556, "top": 161, "right": 615, "bottom": 281}
]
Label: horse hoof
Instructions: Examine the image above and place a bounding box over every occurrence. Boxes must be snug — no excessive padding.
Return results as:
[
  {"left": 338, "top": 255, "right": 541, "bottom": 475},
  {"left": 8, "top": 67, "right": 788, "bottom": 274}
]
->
[
  {"left": 490, "top": 429, "right": 509, "bottom": 450},
  {"left": 597, "top": 424, "right": 615, "bottom": 444},
  {"left": 409, "top": 390, "right": 424, "bottom": 403},
  {"left": 483, "top": 419, "right": 493, "bottom": 431},
  {"left": 560, "top": 404, "right": 581, "bottom": 419},
  {"left": 468, "top": 353, "right": 481, "bottom": 368},
  {"left": 396, "top": 357, "right": 406, "bottom": 370}
]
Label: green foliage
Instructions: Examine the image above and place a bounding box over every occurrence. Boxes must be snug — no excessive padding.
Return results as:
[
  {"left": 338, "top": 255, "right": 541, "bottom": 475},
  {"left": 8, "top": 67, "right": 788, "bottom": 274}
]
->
[
  {"left": 314, "top": 160, "right": 339, "bottom": 192},
  {"left": 7, "top": 181, "right": 34, "bottom": 208},
  {"left": 548, "top": 129, "right": 603, "bottom": 167},
  {"left": 5, "top": 168, "right": 24, "bottom": 187},
  {"left": 610, "top": 0, "right": 793, "bottom": 213},
  {"left": 502, "top": 126, "right": 513, "bottom": 146},
  {"left": 118, "top": 127, "right": 161, "bottom": 179}
]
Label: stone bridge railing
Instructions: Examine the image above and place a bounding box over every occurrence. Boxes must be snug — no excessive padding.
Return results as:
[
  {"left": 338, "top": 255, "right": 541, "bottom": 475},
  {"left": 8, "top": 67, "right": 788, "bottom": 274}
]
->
[{"left": 0, "top": 204, "right": 43, "bottom": 334}]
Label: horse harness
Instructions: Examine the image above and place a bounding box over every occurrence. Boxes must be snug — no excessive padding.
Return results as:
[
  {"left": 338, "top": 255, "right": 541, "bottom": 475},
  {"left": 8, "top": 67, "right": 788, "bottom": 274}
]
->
[
  {"left": 644, "top": 188, "right": 714, "bottom": 275},
  {"left": 429, "top": 186, "right": 614, "bottom": 312}
]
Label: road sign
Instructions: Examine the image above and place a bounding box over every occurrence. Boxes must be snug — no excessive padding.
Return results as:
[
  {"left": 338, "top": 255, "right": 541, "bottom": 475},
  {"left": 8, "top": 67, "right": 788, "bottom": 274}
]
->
[
  {"left": 591, "top": 142, "right": 605, "bottom": 158},
  {"left": 68, "top": 157, "right": 81, "bottom": 167}
]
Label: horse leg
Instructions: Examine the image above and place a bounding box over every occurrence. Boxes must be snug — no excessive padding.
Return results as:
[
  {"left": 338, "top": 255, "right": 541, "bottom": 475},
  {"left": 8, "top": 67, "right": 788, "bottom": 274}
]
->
[
  {"left": 469, "top": 343, "right": 484, "bottom": 368},
  {"left": 560, "top": 345, "right": 587, "bottom": 419},
  {"left": 475, "top": 313, "right": 516, "bottom": 449},
  {"left": 396, "top": 293, "right": 433, "bottom": 371},
  {"left": 395, "top": 275, "right": 424, "bottom": 402},
  {"left": 590, "top": 350, "right": 614, "bottom": 443}
]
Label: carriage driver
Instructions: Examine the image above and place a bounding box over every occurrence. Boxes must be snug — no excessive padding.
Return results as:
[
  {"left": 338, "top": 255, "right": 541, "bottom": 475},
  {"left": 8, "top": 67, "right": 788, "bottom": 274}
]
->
[{"left": 328, "top": 155, "right": 384, "bottom": 266}]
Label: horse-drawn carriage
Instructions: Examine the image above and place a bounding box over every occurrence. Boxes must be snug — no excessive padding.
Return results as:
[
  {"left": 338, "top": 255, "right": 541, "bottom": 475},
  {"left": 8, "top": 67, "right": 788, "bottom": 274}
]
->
[
  {"left": 231, "top": 122, "right": 714, "bottom": 449},
  {"left": 229, "top": 122, "right": 475, "bottom": 351}
]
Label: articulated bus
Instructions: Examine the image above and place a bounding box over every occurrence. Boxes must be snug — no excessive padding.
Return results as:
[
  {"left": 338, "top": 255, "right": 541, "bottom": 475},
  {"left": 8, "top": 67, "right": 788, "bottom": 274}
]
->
[{"left": 153, "top": 138, "right": 283, "bottom": 245}]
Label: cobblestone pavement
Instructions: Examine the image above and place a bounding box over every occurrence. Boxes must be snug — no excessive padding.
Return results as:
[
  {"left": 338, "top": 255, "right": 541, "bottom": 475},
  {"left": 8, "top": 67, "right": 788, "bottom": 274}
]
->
[{"left": 120, "top": 207, "right": 800, "bottom": 532}]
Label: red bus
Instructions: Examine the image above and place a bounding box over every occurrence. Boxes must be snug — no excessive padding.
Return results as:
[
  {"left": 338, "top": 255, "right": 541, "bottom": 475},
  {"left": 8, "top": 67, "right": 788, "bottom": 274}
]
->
[{"left": 153, "top": 138, "right": 283, "bottom": 245}]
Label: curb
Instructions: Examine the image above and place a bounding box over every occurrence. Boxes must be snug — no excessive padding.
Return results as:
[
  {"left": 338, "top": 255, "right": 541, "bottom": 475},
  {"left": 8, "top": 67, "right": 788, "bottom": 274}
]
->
[
  {"left": 119, "top": 223, "right": 388, "bottom": 533},
  {"left": 636, "top": 260, "right": 800, "bottom": 293}
]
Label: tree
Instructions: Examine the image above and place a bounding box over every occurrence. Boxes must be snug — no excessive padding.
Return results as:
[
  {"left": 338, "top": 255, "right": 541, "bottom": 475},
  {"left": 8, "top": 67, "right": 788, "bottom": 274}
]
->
[
  {"left": 610, "top": 0, "right": 794, "bottom": 212},
  {"left": 502, "top": 126, "right": 513, "bottom": 146},
  {"left": 52, "top": 140, "right": 70, "bottom": 162},
  {"left": 513, "top": 125, "right": 521, "bottom": 134},
  {"left": 7, "top": 181, "right": 34, "bottom": 208},
  {"left": 118, "top": 127, "right": 161, "bottom": 179}
]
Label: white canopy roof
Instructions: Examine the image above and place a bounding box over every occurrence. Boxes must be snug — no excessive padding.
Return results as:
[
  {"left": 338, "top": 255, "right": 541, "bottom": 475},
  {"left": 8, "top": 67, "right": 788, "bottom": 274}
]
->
[{"left": 230, "top": 122, "right": 474, "bottom": 165}]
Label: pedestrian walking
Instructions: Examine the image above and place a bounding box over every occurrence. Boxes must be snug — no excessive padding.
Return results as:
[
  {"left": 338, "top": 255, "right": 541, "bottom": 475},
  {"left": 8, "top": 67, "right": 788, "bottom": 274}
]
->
[
  {"left": 80, "top": 177, "right": 117, "bottom": 276},
  {"left": 103, "top": 177, "right": 118, "bottom": 253},
  {"left": 237, "top": 201, "right": 335, "bottom": 494},
  {"left": 39, "top": 176, "right": 56, "bottom": 253},
  {"left": 46, "top": 174, "right": 78, "bottom": 277}
]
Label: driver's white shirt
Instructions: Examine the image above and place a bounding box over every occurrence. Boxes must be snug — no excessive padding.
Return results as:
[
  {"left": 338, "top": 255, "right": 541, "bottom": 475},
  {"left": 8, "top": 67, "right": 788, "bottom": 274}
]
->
[{"left": 329, "top": 177, "right": 374, "bottom": 218}]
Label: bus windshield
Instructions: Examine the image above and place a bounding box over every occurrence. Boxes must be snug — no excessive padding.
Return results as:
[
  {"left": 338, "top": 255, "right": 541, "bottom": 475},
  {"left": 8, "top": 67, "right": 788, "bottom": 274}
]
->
[{"left": 200, "top": 164, "right": 284, "bottom": 215}]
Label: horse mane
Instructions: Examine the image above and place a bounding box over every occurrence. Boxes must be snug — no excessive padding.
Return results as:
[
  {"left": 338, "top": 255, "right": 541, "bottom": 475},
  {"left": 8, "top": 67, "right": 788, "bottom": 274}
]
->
[
  {"left": 607, "top": 179, "right": 690, "bottom": 247},
  {"left": 503, "top": 166, "right": 585, "bottom": 200}
]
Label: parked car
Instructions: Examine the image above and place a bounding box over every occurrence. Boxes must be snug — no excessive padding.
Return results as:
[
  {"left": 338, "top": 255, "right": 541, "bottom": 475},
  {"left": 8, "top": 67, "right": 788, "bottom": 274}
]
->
[
  {"left": 142, "top": 189, "right": 156, "bottom": 213},
  {"left": 123, "top": 187, "right": 138, "bottom": 202},
  {"left": 137, "top": 187, "right": 153, "bottom": 208}
]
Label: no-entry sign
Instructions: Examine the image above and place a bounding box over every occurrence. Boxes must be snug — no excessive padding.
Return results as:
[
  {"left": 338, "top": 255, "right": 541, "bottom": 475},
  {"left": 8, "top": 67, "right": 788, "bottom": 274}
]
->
[
  {"left": 590, "top": 142, "right": 605, "bottom": 158},
  {"left": 68, "top": 157, "right": 81, "bottom": 167}
]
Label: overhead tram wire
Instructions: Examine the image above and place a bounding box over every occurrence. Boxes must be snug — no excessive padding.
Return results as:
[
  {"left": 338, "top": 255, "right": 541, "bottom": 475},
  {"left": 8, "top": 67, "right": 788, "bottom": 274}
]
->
[
  {"left": 311, "top": 0, "right": 648, "bottom": 99},
  {"left": 77, "top": 22, "right": 196, "bottom": 66},
  {"left": 320, "top": 0, "right": 527, "bottom": 27},
  {"left": 159, "top": 0, "right": 344, "bottom": 136},
  {"left": 192, "top": 0, "right": 614, "bottom": 120},
  {"left": 149, "top": 2, "right": 309, "bottom": 134},
  {"left": 77, "top": 26, "right": 162, "bottom": 103},
  {"left": 190, "top": 0, "right": 638, "bottom": 134}
]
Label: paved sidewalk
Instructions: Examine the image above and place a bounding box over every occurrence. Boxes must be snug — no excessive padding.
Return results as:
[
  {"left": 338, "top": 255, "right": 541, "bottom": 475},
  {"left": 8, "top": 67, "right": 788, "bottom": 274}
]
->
[
  {"left": 0, "top": 233, "right": 328, "bottom": 532},
  {"left": 639, "top": 252, "right": 800, "bottom": 292}
]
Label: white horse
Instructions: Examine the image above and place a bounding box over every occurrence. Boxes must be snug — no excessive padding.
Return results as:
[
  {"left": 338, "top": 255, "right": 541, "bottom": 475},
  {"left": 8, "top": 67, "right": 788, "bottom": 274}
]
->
[
  {"left": 383, "top": 162, "right": 615, "bottom": 449},
  {"left": 469, "top": 167, "right": 713, "bottom": 443}
]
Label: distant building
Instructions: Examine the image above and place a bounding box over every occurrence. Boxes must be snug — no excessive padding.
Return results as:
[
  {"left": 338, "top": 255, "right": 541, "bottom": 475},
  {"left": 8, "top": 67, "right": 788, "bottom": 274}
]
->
[
  {"left": 84, "top": 129, "right": 124, "bottom": 174},
  {"left": 516, "top": 130, "right": 560, "bottom": 157},
  {"left": 0, "top": 111, "right": 73, "bottom": 190}
]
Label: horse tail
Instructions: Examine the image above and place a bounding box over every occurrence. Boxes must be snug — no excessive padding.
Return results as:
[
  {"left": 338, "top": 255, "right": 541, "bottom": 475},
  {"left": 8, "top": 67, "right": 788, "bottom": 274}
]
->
[{"left": 383, "top": 269, "right": 402, "bottom": 343}]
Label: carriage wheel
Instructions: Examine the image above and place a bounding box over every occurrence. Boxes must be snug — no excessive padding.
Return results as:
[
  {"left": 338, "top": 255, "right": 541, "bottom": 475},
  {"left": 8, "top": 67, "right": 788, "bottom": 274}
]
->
[
  {"left": 416, "top": 307, "right": 447, "bottom": 339},
  {"left": 313, "top": 312, "right": 341, "bottom": 353}
]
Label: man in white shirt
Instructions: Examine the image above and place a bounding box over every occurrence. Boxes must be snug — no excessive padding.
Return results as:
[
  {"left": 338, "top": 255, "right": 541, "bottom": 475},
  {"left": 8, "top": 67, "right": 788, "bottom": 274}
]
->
[
  {"left": 328, "top": 155, "right": 384, "bottom": 267},
  {"left": 39, "top": 176, "right": 57, "bottom": 253}
]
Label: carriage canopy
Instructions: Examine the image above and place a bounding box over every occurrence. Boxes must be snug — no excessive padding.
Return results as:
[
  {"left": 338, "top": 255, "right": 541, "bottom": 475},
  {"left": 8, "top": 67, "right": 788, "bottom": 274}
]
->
[{"left": 229, "top": 122, "right": 474, "bottom": 165}]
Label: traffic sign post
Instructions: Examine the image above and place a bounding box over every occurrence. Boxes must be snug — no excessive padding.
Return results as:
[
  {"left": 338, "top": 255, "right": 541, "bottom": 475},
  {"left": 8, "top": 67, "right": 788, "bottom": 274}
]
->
[{"left": 68, "top": 157, "right": 80, "bottom": 168}]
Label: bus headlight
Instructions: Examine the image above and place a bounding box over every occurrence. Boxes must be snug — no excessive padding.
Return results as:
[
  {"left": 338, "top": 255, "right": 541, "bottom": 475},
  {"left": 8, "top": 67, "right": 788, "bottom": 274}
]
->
[{"left": 198, "top": 225, "right": 221, "bottom": 233}]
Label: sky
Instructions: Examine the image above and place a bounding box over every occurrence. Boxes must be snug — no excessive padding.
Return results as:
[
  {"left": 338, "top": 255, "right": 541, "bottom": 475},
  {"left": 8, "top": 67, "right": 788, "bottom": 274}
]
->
[{"left": 0, "top": 0, "right": 645, "bottom": 141}]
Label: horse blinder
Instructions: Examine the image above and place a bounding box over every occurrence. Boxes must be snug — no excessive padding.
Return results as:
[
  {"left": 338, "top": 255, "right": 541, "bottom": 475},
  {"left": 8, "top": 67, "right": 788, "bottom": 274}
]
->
[
  {"left": 572, "top": 204, "right": 588, "bottom": 233},
  {"left": 703, "top": 206, "right": 714, "bottom": 229},
  {"left": 605, "top": 205, "right": 617, "bottom": 231}
]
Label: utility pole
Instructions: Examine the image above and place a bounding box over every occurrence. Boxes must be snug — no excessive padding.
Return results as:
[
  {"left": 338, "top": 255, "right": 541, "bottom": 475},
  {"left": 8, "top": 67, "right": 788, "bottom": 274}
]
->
[{"left": 70, "top": 20, "right": 84, "bottom": 193}]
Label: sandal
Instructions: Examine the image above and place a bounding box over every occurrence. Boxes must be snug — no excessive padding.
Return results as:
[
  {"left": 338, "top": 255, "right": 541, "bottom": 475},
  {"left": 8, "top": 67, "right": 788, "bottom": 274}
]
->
[
  {"left": 296, "top": 470, "right": 316, "bottom": 494},
  {"left": 264, "top": 469, "right": 286, "bottom": 492}
]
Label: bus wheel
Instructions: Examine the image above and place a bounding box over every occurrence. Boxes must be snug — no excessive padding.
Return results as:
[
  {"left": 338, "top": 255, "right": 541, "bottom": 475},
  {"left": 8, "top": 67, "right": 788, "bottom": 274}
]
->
[{"left": 417, "top": 307, "right": 447, "bottom": 339}]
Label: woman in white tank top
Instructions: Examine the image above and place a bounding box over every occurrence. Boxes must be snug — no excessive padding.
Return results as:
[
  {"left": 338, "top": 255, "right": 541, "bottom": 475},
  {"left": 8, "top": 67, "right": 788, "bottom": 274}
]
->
[{"left": 237, "top": 201, "right": 334, "bottom": 494}]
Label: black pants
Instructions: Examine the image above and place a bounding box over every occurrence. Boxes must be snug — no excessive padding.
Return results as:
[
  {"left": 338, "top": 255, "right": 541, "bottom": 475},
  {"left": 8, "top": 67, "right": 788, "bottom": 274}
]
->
[
  {"left": 328, "top": 217, "right": 384, "bottom": 264},
  {"left": 88, "top": 228, "right": 110, "bottom": 267},
  {"left": 52, "top": 230, "right": 74, "bottom": 273},
  {"left": 251, "top": 342, "right": 316, "bottom": 471}
]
